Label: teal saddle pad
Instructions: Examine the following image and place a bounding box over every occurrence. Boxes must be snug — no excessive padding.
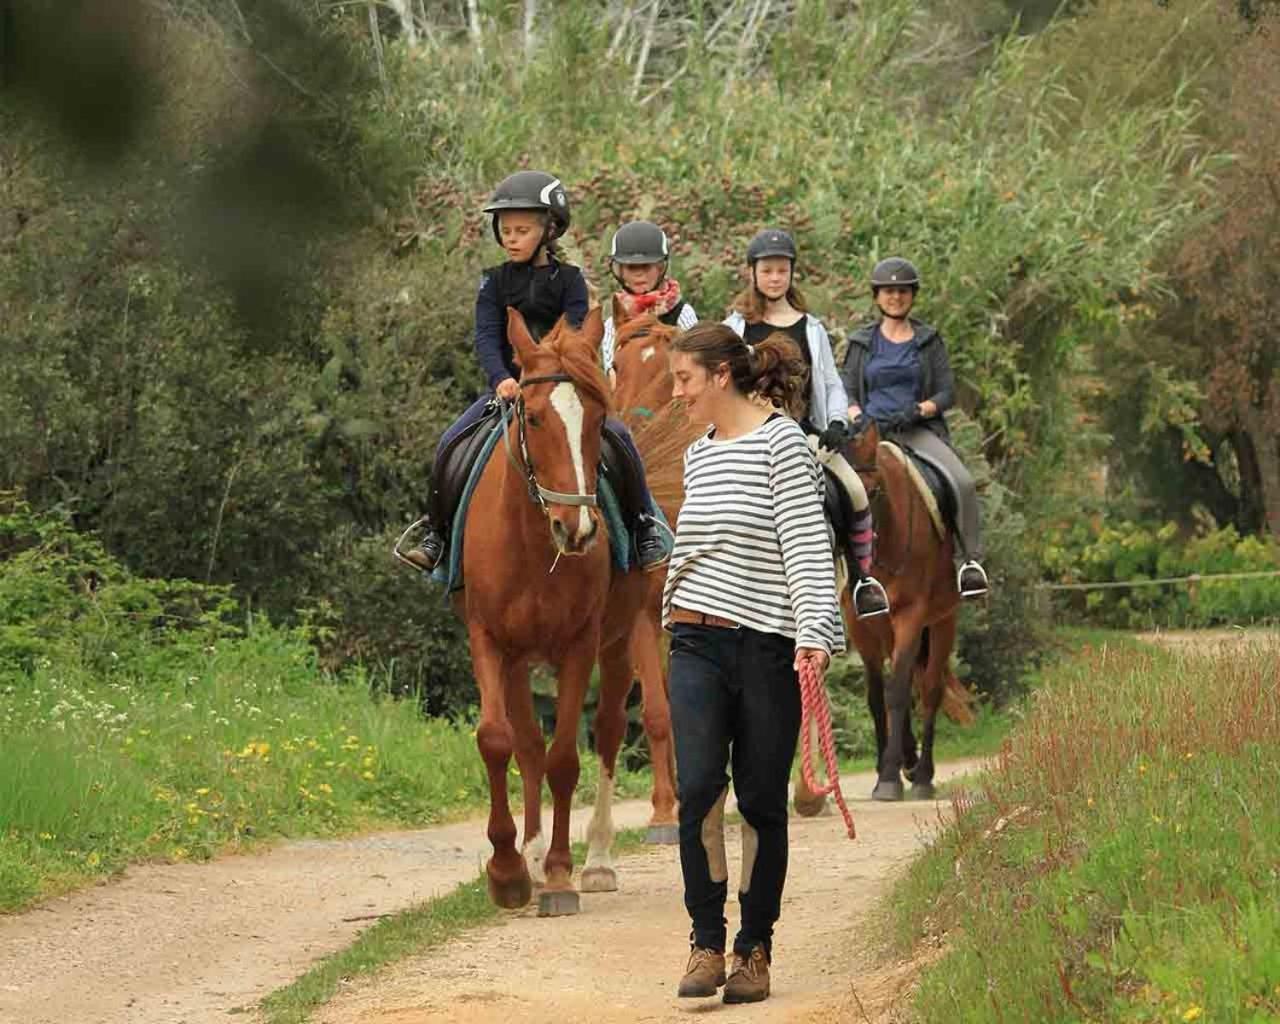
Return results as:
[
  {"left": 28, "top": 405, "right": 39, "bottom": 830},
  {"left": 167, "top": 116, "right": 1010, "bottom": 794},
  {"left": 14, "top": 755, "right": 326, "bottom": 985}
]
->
[{"left": 427, "top": 417, "right": 671, "bottom": 593}]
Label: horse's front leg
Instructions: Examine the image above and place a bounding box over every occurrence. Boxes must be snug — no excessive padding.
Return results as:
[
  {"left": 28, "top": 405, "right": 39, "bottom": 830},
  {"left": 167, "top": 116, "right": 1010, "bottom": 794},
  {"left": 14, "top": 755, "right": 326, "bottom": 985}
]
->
[
  {"left": 873, "top": 613, "right": 925, "bottom": 802},
  {"left": 505, "top": 658, "right": 548, "bottom": 886},
  {"left": 538, "top": 631, "right": 599, "bottom": 916},
  {"left": 911, "top": 616, "right": 956, "bottom": 799},
  {"left": 469, "top": 624, "right": 532, "bottom": 908},
  {"left": 580, "top": 634, "right": 633, "bottom": 892},
  {"left": 629, "top": 605, "right": 679, "bottom": 843}
]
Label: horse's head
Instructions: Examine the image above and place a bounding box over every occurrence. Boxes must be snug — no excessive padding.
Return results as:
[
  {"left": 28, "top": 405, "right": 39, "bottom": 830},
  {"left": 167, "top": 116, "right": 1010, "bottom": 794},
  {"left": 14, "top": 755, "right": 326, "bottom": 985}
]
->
[
  {"left": 508, "top": 306, "right": 610, "bottom": 557},
  {"left": 610, "top": 296, "right": 678, "bottom": 420},
  {"left": 847, "top": 414, "right": 883, "bottom": 498}
]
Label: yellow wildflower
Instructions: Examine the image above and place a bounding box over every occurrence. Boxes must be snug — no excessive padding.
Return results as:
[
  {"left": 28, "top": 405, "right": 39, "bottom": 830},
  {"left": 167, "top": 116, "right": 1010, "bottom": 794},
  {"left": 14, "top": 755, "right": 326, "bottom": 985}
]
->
[{"left": 1182, "top": 1006, "right": 1202, "bottom": 1021}]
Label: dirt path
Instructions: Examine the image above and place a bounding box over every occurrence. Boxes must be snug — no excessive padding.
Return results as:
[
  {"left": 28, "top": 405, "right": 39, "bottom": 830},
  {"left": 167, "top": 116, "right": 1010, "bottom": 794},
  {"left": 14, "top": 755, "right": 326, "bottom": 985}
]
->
[
  {"left": 0, "top": 762, "right": 980, "bottom": 1024},
  {"left": 1136, "top": 626, "right": 1276, "bottom": 654},
  {"left": 297, "top": 761, "right": 983, "bottom": 1024}
]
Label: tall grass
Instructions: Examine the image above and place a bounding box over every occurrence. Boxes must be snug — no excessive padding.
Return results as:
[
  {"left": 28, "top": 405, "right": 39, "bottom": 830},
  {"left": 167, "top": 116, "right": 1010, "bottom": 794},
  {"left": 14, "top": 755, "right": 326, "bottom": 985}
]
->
[
  {"left": 0, "top": 622, "right": 649, "bottom": 913},
  {"left": 892, "top": 634, "right": 1280, "bottom": 1021}
]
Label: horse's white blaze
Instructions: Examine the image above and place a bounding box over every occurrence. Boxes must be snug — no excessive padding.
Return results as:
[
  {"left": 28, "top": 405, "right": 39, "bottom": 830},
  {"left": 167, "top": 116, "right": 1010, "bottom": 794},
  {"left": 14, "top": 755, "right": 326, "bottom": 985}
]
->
[
  {"left": 641, "top": 345, "right": 656, "bottom": 362},
  {"left": 583, "top": 768, "right": 615, "bottom": 874},
  {"left": 549, "top": 381, "right": 592, "bottom": 537}
]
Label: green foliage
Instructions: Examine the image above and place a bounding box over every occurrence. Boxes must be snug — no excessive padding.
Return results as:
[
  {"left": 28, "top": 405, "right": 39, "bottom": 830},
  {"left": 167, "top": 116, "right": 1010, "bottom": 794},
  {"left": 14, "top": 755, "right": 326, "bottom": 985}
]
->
[
  {"left": 1041, "top": 518, "right": 1280, "bottom": 627},
  {"left": 0, "top": 0, "right": 1239, "bottom": 702},
  {"left": 892, "top": 637, "right": 1280, "bottom": 1022}
]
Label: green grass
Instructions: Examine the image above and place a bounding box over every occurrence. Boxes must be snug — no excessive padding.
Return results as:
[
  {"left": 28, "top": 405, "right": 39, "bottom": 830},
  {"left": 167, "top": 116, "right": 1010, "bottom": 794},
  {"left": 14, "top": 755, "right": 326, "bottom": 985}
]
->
[
  {"left": 0, "top": 622, "right": 650, "bottom": 913},
  {"left": 257, "top": 826, "right": 652, "bottom": 1024},
  {"left": 890, "top": 631, "right": 1280, "bottom": 1022}
]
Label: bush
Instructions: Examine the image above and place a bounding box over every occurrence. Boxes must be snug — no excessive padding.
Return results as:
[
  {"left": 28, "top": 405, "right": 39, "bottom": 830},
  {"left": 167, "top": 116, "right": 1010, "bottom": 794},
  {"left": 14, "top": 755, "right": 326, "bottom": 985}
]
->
[{"left": 1040, "top": 518, "right": 1280, "bottom": 628}]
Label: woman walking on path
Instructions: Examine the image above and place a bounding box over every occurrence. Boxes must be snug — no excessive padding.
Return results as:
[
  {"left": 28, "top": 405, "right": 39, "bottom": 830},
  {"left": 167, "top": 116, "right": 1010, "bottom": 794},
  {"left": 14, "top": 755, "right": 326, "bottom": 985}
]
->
[{"left": 662, "top": 322, "right": 844, "bottom": 1005}]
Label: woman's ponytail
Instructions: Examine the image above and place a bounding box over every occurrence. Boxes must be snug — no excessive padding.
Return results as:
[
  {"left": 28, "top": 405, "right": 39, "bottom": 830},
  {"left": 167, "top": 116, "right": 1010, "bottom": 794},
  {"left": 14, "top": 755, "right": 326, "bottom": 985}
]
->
[{"left": 672, "top": 322, "right": 809, "bottom": 418}]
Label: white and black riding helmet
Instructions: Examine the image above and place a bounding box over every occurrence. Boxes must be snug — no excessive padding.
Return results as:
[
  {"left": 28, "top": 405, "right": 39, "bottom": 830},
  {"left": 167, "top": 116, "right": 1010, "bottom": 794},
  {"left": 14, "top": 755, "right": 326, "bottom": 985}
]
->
[
  {"left": 609, "top": 220, "right": 670, "bottom": 292},
  {"left": 483, "top": 170, "right": 571, "bottom": 251}
]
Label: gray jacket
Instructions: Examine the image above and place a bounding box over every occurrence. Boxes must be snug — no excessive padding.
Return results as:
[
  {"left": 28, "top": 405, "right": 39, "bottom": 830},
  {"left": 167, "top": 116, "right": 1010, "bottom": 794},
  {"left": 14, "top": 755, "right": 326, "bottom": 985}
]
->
[
  {"left": 723, "top": 311, "right": 848, "bottom": 430},
  {"left": 840, "top": 318, "right": 955, "bottom": 442}
]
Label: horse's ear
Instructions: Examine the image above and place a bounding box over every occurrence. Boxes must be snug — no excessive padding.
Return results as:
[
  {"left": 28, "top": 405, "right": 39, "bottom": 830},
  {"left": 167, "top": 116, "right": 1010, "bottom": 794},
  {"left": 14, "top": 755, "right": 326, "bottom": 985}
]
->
[
  {"left": 611, "top": 293, "right": 628, "bottom": 327},
  {"left": 507, "top": 307, "right": 536, "bottom": 368},
  {"left": 580, "top": 306, "right": 604, "bottom": 353}
]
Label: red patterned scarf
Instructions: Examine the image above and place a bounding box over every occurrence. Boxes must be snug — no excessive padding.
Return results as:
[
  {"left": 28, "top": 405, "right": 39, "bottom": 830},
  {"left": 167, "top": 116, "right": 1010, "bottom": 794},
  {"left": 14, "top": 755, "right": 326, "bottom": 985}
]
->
[{"left": 614, "top": 278, "right": 682, "bottom": 321}]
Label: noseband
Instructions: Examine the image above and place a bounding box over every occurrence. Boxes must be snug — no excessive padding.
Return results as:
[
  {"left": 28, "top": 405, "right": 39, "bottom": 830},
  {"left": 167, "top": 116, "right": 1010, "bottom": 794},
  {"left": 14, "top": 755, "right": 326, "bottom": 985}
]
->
[{"left": 502, "top": 372, "right": 599, "bottom": 512}]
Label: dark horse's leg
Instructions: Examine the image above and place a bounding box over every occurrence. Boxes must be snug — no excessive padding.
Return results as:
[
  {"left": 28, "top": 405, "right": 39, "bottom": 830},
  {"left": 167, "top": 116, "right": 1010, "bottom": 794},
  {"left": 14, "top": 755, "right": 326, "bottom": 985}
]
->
[
  {"left": 469, "top": 624, "right": 533, "bottom": 909},
  {"left": 873, "top": 613, "right": 925, "bottom": 802},
  {"left": 866, "top": 653, "right": 889, "bottom": 790},
  {"left": 910, "top": 616, "right": 956, "bottom": 799}
]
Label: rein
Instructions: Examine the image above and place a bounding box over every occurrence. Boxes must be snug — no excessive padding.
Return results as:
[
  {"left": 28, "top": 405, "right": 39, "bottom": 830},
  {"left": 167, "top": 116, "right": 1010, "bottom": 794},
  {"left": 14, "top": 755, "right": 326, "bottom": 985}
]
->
[
  {"left": 798, "top": 657, "right": 855, "bottom": 840},
  {"left": 501, "top": 372, "right": 599, "bottom": 512}
]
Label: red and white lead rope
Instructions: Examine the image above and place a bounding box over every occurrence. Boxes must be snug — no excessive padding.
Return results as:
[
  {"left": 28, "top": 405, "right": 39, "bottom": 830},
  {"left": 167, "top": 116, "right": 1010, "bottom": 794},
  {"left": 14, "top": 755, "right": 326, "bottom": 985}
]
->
[{"left": 798, "top": 658, "right": 856, "bottom": 840}]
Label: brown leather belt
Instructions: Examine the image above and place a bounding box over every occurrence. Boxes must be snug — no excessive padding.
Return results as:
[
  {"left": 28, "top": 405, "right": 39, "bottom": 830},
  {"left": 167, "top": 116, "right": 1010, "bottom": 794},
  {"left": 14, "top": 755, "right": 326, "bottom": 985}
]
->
[{"left": 669, "top": 607, "right": 741, "bottom": 630}]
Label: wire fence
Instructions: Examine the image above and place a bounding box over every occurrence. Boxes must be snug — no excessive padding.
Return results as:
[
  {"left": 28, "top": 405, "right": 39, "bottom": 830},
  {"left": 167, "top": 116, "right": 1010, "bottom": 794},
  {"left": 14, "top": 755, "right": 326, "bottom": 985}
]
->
[{"left": 1036, "top": 569, "right": 1280, "bottom": 593}]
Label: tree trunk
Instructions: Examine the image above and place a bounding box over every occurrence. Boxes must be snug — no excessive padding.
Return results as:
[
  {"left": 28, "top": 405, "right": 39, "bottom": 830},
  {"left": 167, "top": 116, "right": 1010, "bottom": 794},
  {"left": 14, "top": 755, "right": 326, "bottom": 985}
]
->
[{"left": 1238, "top": 408, "right": 1280, "bottom": 538}]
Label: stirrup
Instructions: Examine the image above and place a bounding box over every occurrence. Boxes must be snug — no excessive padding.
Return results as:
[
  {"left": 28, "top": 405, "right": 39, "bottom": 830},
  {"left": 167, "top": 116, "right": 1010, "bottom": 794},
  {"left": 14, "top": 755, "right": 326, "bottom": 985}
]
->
[
  {"left": 636, "top": 512, "right": 674, "bottom": 572},
  {"left": 957, "top": 560, "right": 989, "bottom": 598},
  {"left": 393, "top": 517, "right": 443, "bottom": 573},
  {"left": 851, "top": 577, "right": 890, "bottom": 619}
]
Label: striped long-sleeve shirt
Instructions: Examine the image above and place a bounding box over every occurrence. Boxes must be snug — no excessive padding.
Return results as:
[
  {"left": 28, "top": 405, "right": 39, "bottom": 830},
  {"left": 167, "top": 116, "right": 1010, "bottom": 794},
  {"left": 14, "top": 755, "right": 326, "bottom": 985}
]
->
[{"left": 661, "top": 414, "right": 846, "bottom": 655}]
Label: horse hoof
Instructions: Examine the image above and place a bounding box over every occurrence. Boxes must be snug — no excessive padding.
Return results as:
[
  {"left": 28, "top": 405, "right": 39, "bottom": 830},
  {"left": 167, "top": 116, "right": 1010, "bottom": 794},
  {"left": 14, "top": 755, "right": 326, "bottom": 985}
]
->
[
  {"left": 580, "top": 866, "right": 618, "bottom": 893},
  {"left": 910, "top": 783, "right": 937, "bottom": 800},
  {"left": 487, "top": 869, "right": 533, "bottom": 909},
  {"left": 872, "top": 780, "right": 904, "bottom": 802},
  {"left": 537, "top": 888, "right": 581, "bottom": 917},
  {"left": 644, "top": 824, "right": 679, "bottom": 845},
  {"left": 794, "top": 796, "right": 830, "bottom": 818}
]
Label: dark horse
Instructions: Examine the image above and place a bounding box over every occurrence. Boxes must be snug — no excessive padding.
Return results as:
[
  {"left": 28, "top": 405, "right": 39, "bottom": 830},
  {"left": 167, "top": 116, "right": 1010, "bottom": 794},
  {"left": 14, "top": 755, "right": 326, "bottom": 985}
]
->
[
  {"left": 840, "top": 417, "right": 971, "bottom": 800},
  {"left": 456, "top": 307, "right": 651, "bottom": 914}
]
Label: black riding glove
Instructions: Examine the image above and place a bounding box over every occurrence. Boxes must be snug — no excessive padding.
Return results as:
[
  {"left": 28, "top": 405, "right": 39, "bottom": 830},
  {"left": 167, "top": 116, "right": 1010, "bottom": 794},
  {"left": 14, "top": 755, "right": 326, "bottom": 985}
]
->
[
  {"left": 881, "top": 408, "right": 920, "bottom": 433},
  {"left": 818, "top": 419, "right": 849, "bottom": 453}
]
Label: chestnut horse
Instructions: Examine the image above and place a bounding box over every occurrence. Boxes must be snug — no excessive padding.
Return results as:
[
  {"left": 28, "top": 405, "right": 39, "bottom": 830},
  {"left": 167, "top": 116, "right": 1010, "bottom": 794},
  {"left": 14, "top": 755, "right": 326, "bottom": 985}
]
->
[
  {"left": 838, "top": 417, "right": 971, "bottom": 800},
  {"left": 608, "top": 305, "right": 705, "bottom": 843},
  {"left": 456, "top": 307, "right": 651, "bottom": 914}
]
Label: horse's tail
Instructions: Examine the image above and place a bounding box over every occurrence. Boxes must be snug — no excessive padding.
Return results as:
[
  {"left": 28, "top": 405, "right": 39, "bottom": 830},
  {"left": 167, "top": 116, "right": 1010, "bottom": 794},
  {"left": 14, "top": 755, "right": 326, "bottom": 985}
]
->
[{"left": 913, "top": 626, "right": 976, "bottom": 725}]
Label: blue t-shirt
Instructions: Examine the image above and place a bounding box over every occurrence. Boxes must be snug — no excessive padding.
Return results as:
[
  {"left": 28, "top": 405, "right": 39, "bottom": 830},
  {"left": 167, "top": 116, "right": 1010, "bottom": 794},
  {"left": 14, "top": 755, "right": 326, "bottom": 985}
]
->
[{"left": 863, "top": 326, "right": 921, "bottom": 424}]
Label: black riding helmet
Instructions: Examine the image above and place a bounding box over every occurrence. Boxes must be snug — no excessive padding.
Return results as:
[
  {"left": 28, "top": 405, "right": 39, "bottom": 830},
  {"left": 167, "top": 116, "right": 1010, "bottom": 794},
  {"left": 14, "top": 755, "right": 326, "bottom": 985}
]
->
[
  {"left": 483, "top": 170, "right": 571, "bottom": 248},
  {"left": 609, "top": 220, "right": 670, "bottom": 293},
  {"left": 746, "top": 228, "right": 797, "bottom": 264},
  {"left": 870, "top": 257, "right": 920, "bottom": 292},
  {"left": 746, "top": 228, "right": 797, "bottom": 299}
]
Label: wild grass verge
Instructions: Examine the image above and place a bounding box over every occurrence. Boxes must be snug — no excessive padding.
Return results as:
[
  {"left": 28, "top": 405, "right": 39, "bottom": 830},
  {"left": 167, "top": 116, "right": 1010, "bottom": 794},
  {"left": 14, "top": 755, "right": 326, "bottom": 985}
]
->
[
  {"left": 0, "top": 621, "right": 650, "bottom": 913},
  {"left": 891, "top": 631, "right": 1280, "bottom": 1021}
]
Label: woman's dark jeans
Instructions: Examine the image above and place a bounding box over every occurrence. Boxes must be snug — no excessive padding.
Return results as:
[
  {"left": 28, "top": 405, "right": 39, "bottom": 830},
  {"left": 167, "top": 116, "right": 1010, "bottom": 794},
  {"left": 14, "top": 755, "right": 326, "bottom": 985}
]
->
[{"left": 669, "top": 622, "right": 801, "bottom": 959}]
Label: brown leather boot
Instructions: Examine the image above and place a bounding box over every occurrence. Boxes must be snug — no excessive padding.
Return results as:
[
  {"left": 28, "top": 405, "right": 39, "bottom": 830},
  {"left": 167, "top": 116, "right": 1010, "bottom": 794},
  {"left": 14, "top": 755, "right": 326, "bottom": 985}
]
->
[
  {"left": 723, "top": 944, "right": 770, "bottom": 1004},
  {"left": 677, "top": 947, "right": 726, "bottom": 998}
]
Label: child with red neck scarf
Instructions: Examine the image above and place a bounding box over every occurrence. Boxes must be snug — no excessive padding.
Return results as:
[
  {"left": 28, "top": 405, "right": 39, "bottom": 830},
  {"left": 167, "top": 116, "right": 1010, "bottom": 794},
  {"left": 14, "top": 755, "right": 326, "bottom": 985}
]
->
[{"left": 601, "top": 220, "right": 699, "bottom": 388}]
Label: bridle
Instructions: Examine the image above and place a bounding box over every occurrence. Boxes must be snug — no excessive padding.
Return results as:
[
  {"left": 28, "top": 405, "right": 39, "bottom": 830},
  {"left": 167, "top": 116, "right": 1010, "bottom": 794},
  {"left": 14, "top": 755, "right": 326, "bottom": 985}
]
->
[{"left": 501, "top": 372, "right": 599, "bottom": 513}]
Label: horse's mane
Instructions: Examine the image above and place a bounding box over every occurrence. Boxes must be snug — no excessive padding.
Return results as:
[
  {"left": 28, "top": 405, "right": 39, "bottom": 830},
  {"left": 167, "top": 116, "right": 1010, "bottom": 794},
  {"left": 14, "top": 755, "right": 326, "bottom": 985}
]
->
[
  {"left": 614, "top": 311, "right": 671, "bottom": 354},
  {"left": 538, "top": 317, "right": 613, "bottom": 416}
]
